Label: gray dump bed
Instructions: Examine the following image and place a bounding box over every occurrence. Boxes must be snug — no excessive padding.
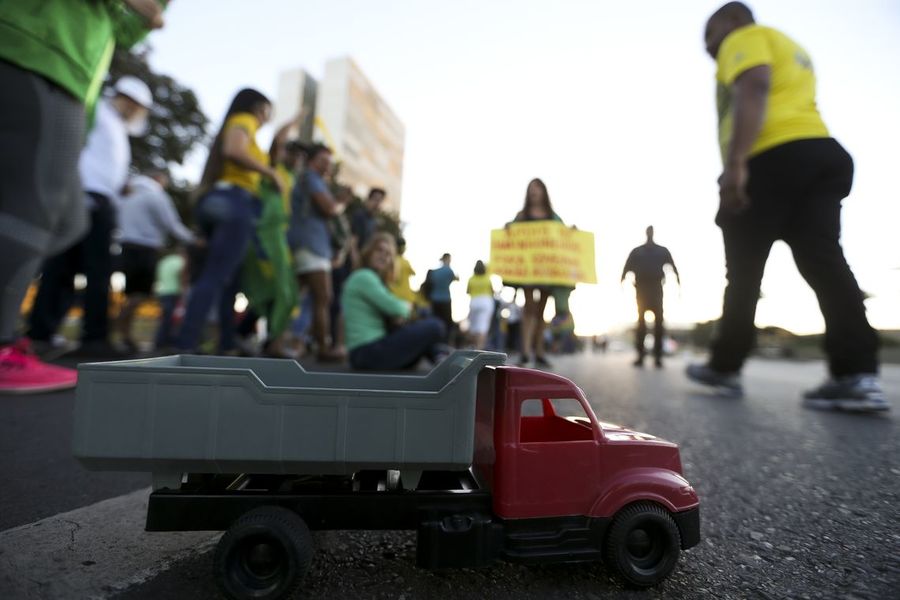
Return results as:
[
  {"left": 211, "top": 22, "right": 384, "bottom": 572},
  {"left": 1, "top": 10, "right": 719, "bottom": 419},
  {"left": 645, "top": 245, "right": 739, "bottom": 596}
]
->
[{"left": 74, "top": 350, "right": 505, "bottom": 476}]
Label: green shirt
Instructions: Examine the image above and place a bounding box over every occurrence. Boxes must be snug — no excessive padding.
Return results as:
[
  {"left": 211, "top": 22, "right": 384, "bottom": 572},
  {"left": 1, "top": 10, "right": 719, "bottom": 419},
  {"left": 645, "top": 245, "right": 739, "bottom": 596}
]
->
[
  {"left": 155, "top": 254, "right": 184, "bottom": 296},
  {"left": 0, "top": 1, "right": 166, "bottom": 112},
  {"left": 342, "top": 268, "right": 411, "bottom": 350}
]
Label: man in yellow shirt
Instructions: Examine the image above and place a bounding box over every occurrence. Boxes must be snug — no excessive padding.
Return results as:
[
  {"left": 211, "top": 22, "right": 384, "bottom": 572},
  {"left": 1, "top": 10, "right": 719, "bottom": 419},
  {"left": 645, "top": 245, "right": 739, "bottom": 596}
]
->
[{"left": 686, "top": 2, "right": 886, "bottom": 412}]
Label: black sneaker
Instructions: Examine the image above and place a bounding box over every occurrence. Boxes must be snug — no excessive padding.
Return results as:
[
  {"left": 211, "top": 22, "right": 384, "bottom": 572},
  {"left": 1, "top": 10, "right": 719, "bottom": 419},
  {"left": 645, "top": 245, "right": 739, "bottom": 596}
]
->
[
  {"left": 534, "top": 355, "right": 552, "bottom": 368},
  {"left": 632, "top": 356, "right": 645, "bottom": 368},
  {"left": 802, "top": 375, "right": 889, "bottom": 413},
  {"left": 517, "top": 354, "right": 531, "bottom": 367},
  {"left": 685, "top": 363, "right": 743, "bottom": 397},
  {"left": 654, "top": 358, "right": 664, "bottom": 369}
]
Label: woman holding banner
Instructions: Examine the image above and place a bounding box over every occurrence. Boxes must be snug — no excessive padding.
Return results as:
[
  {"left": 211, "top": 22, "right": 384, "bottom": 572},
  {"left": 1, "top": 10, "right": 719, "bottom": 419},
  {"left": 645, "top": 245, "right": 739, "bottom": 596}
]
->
[{"left": 510, "top": 178, "right": 567, "bottom": 368}]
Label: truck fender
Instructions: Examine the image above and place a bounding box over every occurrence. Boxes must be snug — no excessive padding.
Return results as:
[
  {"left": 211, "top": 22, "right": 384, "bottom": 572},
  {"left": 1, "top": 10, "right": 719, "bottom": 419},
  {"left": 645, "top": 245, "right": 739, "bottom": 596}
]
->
[{"left": 589, "top": 468, "right": 698, "bottom": 518}]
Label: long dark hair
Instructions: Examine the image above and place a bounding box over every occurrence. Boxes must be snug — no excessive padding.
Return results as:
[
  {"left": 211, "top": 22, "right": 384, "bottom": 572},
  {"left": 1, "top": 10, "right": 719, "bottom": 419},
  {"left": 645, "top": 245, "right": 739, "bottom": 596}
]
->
[
  {"left": 521, "top": 178, "right": 553, "bottom": 217},
  {"left": 197, "top": 88, "right": 271, "bottom": 197},
  {"left": 474, "top": 260, "right": 486, "bottom": 276}
]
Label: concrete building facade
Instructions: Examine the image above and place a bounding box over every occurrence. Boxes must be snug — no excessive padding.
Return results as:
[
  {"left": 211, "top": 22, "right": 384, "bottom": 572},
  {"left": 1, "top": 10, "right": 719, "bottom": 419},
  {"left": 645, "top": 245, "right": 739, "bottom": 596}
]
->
[{"left": 275, "top": 57, "right": 405, "bottom": 213}]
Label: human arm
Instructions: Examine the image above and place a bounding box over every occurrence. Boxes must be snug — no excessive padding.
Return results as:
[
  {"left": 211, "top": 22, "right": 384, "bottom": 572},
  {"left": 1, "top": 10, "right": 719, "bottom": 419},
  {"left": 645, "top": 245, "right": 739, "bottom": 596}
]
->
[
  {"left": 221, "top": 124, "right": 284, "bottom": 196},
  {"left": 361, "top": 272, "right": 411, "bottom": 319},
  {"left": 720, "top": 65, "right": 770, "bottom": 214},
  {"left": 666, "top": 250, "right": 681, "bottom": 285},
  {"left": 621, "top": 251, "right": 635, "bottom": 283},
  {"left": 154, "top": 190, "right": 195, "bottom": 245},
  {"left": 269, "top": 110, "right": 305, "bottom": 165},
  {"left": 307, "top": 176, "right": 345, "bottom": 217}
]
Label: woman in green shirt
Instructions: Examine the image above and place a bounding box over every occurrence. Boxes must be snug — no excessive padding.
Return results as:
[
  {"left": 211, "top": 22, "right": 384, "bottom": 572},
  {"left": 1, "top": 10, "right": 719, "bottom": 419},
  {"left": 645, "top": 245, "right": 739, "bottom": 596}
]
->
[{"left": 342, "top": 233, "right": 446, "bottom": 370}]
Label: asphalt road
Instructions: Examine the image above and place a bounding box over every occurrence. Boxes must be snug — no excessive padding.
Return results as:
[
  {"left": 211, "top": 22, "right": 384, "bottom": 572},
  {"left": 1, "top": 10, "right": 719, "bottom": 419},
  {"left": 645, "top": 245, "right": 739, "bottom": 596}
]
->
[{"left": 2, "top": 351, "right": 898, "bottom": 599}]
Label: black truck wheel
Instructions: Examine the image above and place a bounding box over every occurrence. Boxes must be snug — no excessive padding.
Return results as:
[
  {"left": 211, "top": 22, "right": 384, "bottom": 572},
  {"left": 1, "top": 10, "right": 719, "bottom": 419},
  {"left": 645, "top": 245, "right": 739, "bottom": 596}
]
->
[
  {"left": 604, "top": 502, "right": 681, "bottom": 587},
  {"left": 214, "top": 506, "right": 313, "bottom": 600}
]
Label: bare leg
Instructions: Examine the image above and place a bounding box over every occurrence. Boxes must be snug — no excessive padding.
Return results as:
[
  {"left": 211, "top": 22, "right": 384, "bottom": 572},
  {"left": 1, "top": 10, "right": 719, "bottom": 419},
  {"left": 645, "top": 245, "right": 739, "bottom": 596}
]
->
[
  {"left": 533, "top": 291, "right": 550, "bottom": 359},
  {"left": 300, "top": 270, "right": 340, "bottom": 359}
]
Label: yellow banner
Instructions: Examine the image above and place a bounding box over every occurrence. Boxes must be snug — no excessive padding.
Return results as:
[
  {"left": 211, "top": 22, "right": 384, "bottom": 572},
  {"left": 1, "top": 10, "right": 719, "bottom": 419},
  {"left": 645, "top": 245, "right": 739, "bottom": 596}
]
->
[{"left": 490, "top": 222, "right": 597, "bottom": 286}]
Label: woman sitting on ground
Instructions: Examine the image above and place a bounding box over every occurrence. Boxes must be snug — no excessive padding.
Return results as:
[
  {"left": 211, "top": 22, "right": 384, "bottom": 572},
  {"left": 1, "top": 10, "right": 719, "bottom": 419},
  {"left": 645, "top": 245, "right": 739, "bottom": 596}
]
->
[{"left": 342, "top": 233, "right": 446, "bottom": 370}]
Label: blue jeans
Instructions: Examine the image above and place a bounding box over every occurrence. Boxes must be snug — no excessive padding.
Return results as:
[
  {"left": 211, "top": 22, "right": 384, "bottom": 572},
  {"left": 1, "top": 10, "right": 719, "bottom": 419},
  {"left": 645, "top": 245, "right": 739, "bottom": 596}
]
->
[
  {"left": 177, "top": 186, "right": 256, "bottom": 352},
  {"left": 349, "top": 317, "right": 446, "bottom": 370}
]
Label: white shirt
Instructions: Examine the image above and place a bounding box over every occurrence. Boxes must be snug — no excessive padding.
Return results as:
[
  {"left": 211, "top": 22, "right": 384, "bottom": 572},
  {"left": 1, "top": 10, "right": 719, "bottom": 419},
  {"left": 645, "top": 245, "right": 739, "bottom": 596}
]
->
[
  {"left": 117, "top": 175, "right": 195, "bottom": 249},
  {"left": 79, "top": 99, "right": 131, "bottom": 199}
]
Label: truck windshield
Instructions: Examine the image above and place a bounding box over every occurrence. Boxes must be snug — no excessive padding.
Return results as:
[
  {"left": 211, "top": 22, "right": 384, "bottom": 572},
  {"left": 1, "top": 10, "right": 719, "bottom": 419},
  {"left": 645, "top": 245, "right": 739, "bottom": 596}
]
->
[{"left": 520, "top": 397, "right": 596, "bottom": 443}]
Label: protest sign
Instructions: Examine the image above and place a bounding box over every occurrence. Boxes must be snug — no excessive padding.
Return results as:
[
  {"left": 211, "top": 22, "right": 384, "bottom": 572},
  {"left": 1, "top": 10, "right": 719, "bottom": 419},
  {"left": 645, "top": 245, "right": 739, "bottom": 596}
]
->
[{"left": 490, "top": 221, "right": 596, "bottom": 286}]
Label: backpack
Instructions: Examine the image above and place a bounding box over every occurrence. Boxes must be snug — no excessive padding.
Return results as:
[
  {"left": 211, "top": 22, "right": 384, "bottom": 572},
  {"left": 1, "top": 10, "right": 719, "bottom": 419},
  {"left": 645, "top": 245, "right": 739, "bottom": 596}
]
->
[{"left": 421, "top": 269, "right": 435, "bottom": 299}]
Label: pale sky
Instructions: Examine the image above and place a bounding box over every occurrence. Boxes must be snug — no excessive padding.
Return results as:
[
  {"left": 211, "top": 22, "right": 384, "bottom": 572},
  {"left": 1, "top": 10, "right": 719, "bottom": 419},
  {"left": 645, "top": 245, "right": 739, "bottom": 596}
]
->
[{"left": 148, "top": 0, "right": 900, "bottom": 335}]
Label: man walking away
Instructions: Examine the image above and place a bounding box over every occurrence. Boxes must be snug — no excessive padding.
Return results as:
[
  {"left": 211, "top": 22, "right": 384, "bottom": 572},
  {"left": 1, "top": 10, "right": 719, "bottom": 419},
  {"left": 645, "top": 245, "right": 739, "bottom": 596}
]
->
[
  {"left": 686, "top": 2, "right": 886, "bottom": 412},
  {"left": 622, "top": 226, "right": 680, "bottom": 368},
  {"left": 428, "top": 253, "right": 458, "bottom": 343}
]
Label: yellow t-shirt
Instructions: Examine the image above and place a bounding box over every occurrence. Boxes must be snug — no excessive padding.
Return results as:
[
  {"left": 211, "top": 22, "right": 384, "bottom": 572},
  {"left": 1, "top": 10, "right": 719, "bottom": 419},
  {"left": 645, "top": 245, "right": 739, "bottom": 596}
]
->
[
  {"left": 716, "top": 24, "right": 829, "bottom": 162},
  {"left": 389, "top": 256, "right": 418, "bottom": 304},
  {"left": 219, "top": 112, "right": 269, "bottom": 194},
  {"left": 467, "top": 274, "right": 493, "bottom": 298}
]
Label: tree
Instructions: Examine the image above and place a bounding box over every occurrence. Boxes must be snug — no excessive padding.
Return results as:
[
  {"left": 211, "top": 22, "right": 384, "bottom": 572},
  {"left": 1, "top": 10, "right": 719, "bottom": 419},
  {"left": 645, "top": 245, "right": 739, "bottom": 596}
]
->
[{"left": 108, "top": 46, "right": 208, "bottom": 172}]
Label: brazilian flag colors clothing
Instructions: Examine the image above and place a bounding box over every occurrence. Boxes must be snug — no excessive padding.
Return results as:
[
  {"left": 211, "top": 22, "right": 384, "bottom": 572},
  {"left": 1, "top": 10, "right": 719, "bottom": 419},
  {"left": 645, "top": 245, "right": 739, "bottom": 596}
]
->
[
  {"left": 0, "top": 0, "right": 167, "bottom": 113},
  {"left": 219, "top": 113, "right": 270, "bottom": 195},
  {"left": 715, "top": 24, "right": 829, "bottom": 162},
  {"left": 241, "top": 170, "right": 299, "bottom": 340}
]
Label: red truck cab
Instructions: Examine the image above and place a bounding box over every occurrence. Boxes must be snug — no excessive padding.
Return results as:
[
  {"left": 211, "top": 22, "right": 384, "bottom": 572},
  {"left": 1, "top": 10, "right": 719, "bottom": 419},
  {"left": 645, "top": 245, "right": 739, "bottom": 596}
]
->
[
  {"left": 470, "top": 366, "right": 699, "bottom": 585},
  {"left": 477, "top": 366, "right": 698, "bottom": 520}
]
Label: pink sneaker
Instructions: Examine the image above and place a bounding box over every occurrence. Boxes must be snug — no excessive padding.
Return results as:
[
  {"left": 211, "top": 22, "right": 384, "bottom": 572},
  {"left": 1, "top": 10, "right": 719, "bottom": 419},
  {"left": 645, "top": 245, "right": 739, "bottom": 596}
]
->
[{"left": 0, "top": 340, "right": 78, "bottom": 394}]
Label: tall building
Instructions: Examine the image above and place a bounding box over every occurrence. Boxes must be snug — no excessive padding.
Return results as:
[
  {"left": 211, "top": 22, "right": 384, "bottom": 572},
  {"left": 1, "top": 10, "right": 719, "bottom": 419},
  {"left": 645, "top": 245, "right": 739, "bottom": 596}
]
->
[
  {"left": 274, "top": 57, "right": 405, "bottom": 213},
  {"left": 272, "top": 68, "right": 318, "bottom": 144}
]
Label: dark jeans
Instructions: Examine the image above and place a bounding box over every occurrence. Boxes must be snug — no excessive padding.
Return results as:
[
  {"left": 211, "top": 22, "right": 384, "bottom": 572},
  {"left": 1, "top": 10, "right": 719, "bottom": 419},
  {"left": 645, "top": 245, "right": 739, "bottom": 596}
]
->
[
  {"left": 28, "top": 193, "right": 115, "bottom": 342},
  {"left": 430, "top": 301, "right": 453, "bottom": 342},
  {"left": 710, "top": 138, "right": 878, "bottom": 377},
  {"left": 154, "top": 294, "right": 179, "bottom": 348},
  {"left": 349, "top": 317, "right": 446, "bottom": 370},
  {"left": 635, "top": 285, "right": 664, "bottom": 360},
  {"left": 177, "top": 186, "right": 256, "bottom": 352}
]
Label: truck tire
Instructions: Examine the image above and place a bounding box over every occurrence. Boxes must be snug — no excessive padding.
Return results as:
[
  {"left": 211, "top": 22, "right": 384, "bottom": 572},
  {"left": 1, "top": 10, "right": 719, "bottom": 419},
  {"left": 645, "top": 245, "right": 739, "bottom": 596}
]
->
[
  {"left": 214, "top": 506, "right": 313, "bottom": 600},
  {"left": 604, "top": 502, "right": 681, "bottom": 588}
]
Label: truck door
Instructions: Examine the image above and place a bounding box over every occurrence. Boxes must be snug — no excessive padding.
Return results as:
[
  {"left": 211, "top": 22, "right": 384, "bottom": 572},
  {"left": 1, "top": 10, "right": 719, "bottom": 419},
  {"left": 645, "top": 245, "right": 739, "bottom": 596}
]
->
[{"left": 513, "top": 395, "right": 601, "bottom": 518}]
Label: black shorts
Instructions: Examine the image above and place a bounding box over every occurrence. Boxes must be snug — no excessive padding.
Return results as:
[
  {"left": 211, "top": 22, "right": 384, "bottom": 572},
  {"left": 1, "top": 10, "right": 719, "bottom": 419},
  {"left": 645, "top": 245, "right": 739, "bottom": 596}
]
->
[{"left": 121, "top": 243, "right": 159, "bottom": 295}]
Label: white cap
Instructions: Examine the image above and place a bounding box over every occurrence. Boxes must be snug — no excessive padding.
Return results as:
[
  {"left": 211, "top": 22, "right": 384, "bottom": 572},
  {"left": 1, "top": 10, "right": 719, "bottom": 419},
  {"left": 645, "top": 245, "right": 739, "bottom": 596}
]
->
[{"left": 114, "top": 76, "right": 153, "bottom": 109}]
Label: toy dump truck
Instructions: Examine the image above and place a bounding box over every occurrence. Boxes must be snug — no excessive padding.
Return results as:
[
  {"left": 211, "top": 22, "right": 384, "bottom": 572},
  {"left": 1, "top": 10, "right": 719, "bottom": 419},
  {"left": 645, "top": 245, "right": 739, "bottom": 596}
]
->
[{"left": 74, "top": 351, "right": 699, "bottom": 599}]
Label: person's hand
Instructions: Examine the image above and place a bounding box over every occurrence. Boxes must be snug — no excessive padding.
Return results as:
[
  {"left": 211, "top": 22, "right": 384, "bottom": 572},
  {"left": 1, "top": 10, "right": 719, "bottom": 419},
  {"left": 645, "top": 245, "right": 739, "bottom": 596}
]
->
[
  {"left": 123, "top": 0, "right": 165, "bottom": 29},
  {"left": 718, "top": 160, "right": 750, "bottom": 215}
]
